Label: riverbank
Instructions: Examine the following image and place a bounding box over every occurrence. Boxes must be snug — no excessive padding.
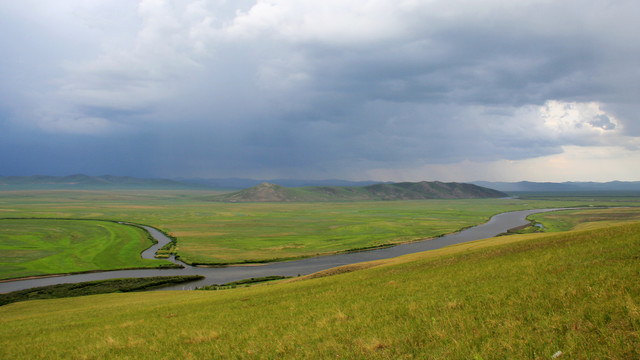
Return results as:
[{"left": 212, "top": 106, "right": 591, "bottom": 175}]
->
[
  {"left": 7, "top": 190, "right": 613, "bottom": 266},
  {"left": 0, "top": 218, "right": 180, "bottom": 281},
  {"left": 0, "top": 208, "right": 563, "bottom": 293},
  {"left": 0, "top": 276, "right": 204, "bottom": 306}
]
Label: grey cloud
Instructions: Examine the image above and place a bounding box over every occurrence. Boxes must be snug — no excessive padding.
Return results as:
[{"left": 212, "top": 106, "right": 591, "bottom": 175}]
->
[
  {"left": 589, "top": 115, "right": 616, "bottom": 130},
  {"left": 1, "top": 1, "right": 639, "bottom": 180}
]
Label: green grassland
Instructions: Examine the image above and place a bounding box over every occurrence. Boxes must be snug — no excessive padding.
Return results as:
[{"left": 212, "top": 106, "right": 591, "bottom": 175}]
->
[
  {"left": 0, "top": 217, "right": 637, "bottom": 359},
  {"left": 2, "top": 190, "right": 640, "bottom": 270},
  {"left": 500, "top": 207, "right": 640, "bottom": 236},
  {"left": 530, "top": 206, "right": 640, "bottom": 232},
  {"left": 0, "top": 218, "right": 176, "bottom": 280}
]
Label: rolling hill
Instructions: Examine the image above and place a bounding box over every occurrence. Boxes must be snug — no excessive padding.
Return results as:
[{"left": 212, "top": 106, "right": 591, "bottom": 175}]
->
[{"left": 211, "top": 181, "right": 508, "bottom": 202}]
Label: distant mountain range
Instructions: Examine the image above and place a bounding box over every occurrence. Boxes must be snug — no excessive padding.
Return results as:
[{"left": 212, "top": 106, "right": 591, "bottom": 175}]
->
[
  {"left": 209, "top": 181, "right": 508, "bottom": 202},
  {"left": 0, "top": 175, "right": 379, "bottom": 190},
  {"left": 2, "top": 175, "right": 639, "bottom": 194},
  {"left": 177, "top": 177, "right": 380, "bottom": 189},
  {"left": 0, "top": 175, "right": 201, "bottom": 190},
  {"left": 471, "top": 181, "right": 640, "bottom": 192}
]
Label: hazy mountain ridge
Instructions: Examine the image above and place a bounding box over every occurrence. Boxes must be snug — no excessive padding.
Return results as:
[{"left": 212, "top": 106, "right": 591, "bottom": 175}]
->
[
  {"left": 0, "top": 175, "right": 379, "bottom": 190},
  {"left": 3, "top": 175, "right": 638, "bottom": 193},
  {"left": 0, "top": 175, "right": 202, "bottom": 190},
  {"left": 177, "top": 178, "right": 381, "bottom": 189},
  {"left": 211, "top": 181, "right": 508, "bottom": 202},
  {"left": 472, "top": 180, "right": 640, "bottom": 192}
]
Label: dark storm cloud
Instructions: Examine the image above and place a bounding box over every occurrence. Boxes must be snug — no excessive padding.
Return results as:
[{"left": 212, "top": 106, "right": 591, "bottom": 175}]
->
[{"left": 0, "top": 0, "right": 639, "bottom": 180}]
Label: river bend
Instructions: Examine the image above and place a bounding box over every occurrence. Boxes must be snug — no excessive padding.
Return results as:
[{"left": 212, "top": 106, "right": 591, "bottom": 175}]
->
[{"left": 0, "top": 208, "right": 559, "bottom": 293}]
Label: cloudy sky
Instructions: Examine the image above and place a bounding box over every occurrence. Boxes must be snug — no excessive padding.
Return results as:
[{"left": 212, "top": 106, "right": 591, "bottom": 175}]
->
[{"left": 1, "top": 0, "right": 639, "bottom": 182}]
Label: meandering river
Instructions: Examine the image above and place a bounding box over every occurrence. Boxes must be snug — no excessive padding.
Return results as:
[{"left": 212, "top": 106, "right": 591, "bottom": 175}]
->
[{"left": 0, "top": 208, "right": 559, "bottom": 293}]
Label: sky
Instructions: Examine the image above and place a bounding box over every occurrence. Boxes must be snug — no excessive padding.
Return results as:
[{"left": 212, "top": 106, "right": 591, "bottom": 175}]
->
[{"left": 1, "top": 0, "right": 639, "bottom": 182}]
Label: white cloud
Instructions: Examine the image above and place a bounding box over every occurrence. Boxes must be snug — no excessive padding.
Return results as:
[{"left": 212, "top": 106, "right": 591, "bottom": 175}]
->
[
  {"left": 224, "top": 0, "right": 407, "bottom": 44},
  {"left": 541, "top": 100, "right": 620, "bottom": 137}
]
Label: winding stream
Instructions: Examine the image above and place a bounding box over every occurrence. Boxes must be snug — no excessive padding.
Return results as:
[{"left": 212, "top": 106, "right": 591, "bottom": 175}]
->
[{"left": 0, "top": 208, "right": 559, "bottom": 293}]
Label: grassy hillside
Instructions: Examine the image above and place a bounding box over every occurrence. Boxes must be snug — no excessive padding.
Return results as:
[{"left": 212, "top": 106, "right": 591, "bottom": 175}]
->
[
  {"left": 211, "top": 181, "right": 508, "bottom": 202},
  {"left": 1, "top": 221, "right": 638, "bottom": 359}
]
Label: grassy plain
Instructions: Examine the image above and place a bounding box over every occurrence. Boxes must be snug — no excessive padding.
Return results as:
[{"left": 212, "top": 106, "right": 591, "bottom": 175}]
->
[
  {"left": 0, "top": 218, "right": 176, "bottom": 280},
  {"left": 2, "top": 190, "right": 640, "bottom": 269},
  {"left": 0, "top": 217, "right": 638, "bottom": 359},
  {"left": 530, "top": 206, "right": 640, "bottom": 232}
]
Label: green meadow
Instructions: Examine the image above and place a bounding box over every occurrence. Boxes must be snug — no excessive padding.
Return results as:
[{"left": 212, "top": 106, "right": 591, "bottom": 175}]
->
[
  {"left": 0, "top": 214, "right": 638, "bottom": 359},
  {"left": 531, "top": 206, "right": 640, "bottom": 232},
  {"left": 3, "top": 190, "right": 639, "bottom": 267},
  {"left": 0, "top": 218, "right": 177, "bottom": 280}
]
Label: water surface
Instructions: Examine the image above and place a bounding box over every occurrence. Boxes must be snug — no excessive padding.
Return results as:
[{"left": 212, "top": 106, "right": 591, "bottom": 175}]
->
[{"left": 0, "top": 208, "right": 558, "bottom": 293}]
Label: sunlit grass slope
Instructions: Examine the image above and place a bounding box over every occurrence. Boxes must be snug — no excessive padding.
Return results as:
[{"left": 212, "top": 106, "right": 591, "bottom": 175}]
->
[
  {"left": 0, "top": 219, "right": 175, "bottom": 280},
  {"left": 1, "top": 222, "right": 638, "bottom": 359}
]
